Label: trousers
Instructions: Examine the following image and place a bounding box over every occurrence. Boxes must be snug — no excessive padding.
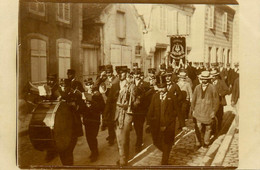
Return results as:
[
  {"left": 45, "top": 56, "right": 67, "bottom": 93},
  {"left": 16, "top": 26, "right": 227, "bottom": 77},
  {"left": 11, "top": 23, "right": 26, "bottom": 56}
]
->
[
  {"left": 115, "top": 113, "right": 133, "bottom": 165},
  {"left": 193, "top": 118, "right": 212, "bottom": 146},
  {"left": 59, "top": 137, "right": 77, "bottom": 165},
  {"left": 133, "top": 114, "right": 146, "bottom": 148},
  {"left": 84, "top": 122, "right": 100, "bottom": 156}
]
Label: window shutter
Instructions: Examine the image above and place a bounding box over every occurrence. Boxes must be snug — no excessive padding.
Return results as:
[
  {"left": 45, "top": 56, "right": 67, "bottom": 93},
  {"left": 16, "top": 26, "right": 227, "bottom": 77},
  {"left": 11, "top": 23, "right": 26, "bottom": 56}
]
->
[
  {"left": 38, "top": 3, "right": 45, "bottom": 13},
  {"left": 186, "top": 16, "right": 191, "bottom": 35},
  {"left": 58, "top": 4, "right": 63, "bottom": 19},
  {"left": 64, "top": 4, "right": 70, "bottom": 21},
  {"left": 208, "top": 6, "right": 214, "bottom": 29},
  {"left": 172, "top": 11, "right": 177, "bottom": 35},
  {"left": 223, "top": 12, "right": 227, "bottom": 32}
]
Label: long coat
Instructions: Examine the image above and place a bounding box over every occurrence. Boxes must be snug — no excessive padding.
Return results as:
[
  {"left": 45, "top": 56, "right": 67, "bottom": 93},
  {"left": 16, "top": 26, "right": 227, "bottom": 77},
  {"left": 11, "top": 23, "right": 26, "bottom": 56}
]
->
[
  {"left": 167, "top": 83, "right": 183, "bottom": 104},
  {"left": 103, "top": 80, "right": 137, "bottom": 124},
  {"left": 147, "top": 92, "right": 184, "bottom": 147},
  {"left": 213, "top": 79, "right": 229, "bottom": 106},
  {"left": 132, "top": 80, "right": 150, "bottom": 115},
  {"left": 231, "top": 77, "right": 239, "bottom": 104},
  {"left": 191, "top": 84, "right": 219, "bottom": 124}
]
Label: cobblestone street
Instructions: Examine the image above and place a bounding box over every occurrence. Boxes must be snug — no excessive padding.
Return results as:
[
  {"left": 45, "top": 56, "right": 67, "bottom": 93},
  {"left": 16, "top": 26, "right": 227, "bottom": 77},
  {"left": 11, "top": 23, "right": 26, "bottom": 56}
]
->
[
  {"left": 133, "top": 111, "right": 238, "bottom": 167},
  {"left": 222, "top": 132, "right": 239, "bottom": 167}
]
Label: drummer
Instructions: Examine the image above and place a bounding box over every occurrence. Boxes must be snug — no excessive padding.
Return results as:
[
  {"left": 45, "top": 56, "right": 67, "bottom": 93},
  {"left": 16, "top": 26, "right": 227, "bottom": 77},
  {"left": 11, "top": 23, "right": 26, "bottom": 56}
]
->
[{"left": 82, "top": 78, "right": 105, "bottom": 162}]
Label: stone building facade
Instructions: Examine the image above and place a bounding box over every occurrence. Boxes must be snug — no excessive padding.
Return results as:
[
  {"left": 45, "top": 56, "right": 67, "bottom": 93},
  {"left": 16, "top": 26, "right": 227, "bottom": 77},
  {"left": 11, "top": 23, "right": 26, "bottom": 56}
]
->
[
  {"left": 82, "top": 4, "right": 145, "bottom": 79},
  {"left": 19, "top": 2, "right": 82, "bottom": 97},
  {"left": 189, "top": 5, "right": 236, "bottom": 65},
  {"left": 136, "top": 4, "right": 195, "bottom": 73}
]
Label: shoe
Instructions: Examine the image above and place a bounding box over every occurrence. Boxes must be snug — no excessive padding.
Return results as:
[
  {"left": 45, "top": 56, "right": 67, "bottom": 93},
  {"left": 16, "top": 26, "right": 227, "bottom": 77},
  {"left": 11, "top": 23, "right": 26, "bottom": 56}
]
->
[
  {"left": 45, "top": 151, "right": 57, "bottom": 162},
  {"left": 108, "top": 139, "right": 114, "bottom": 146},
  {"left": 90, "top": 155, "right": 98, "bottom": 162},
  {"left": 202, "top": 144, "right": 209, "bottom": 148}
]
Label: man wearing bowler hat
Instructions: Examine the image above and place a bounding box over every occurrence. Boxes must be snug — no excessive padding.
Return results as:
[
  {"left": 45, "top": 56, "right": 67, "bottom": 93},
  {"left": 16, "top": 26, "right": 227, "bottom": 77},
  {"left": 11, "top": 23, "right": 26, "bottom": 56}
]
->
[
  {"left": 82, "top": 78, "right": 105, "bottom": 162},
  {"left": 191, "top": 71, "right": 219, "bottom": 148},
  {"left": 146, "top": 74, "right": 187, "bottom": 165}
]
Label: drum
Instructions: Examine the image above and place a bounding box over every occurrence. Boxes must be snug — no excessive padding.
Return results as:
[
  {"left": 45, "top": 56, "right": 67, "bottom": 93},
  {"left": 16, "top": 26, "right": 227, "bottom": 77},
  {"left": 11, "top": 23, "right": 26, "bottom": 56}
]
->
[{"left": 29, "top": 101, "right": 73, "bottom": 152}]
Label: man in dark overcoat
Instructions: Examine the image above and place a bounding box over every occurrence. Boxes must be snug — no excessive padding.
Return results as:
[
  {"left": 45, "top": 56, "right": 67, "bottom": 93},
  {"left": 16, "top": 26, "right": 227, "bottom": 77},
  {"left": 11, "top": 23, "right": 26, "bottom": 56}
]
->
[
  {"left": 146, "top": 74, "right": 186, "bottom": 165},
  {"left": 132, "top": 68, "right": 150, "bottom": 153},
  {"left": 82, "top": 78, "right": 105, "bottom": 162},
  {"left": 210, "top": 70, "right": 229, "bottom": 133}
]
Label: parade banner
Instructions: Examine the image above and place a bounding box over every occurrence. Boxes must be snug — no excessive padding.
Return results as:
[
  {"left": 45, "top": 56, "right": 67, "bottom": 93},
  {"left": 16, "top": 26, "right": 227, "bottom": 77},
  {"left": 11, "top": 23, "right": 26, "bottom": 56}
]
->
[{"left": 169, "top": 36, "right": 186, "bottom": 67}]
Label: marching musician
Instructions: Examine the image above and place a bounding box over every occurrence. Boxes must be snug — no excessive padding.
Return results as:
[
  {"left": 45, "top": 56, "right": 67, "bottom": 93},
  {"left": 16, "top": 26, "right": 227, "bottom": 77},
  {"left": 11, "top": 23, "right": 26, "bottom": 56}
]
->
[
  {"left": 132, "top": 68, "right": 150, "bottom": 153},
  {"left": 103, "top": 66, "right": 138, "bottom": 166},
  {"left": 146, "top": 74, "right": 187, "bottom": 165},
  {"left": 82, "top": 78, "right": 105, "bottom": 162},
  {"left": 57, "top": 78, "right": 80, "bottom": 165}
]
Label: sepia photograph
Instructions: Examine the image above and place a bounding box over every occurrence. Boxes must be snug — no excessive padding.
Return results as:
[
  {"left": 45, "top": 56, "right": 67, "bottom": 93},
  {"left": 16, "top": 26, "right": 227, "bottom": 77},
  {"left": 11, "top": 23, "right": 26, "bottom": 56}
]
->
[{"left": 17, "top": 1, "right": 240, "bottom": 169}]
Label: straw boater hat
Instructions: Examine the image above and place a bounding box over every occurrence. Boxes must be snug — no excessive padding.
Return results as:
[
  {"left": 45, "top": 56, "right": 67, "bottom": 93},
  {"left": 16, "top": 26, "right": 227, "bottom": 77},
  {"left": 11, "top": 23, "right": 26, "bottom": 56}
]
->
[
  {"left": 198, "top": 71, "right": 211, "bottom": 80},
  {"left": 234, "top": 62, "right": 239, "bottom": 66},
  {"left": 210, "top": 70, "right": 220, "bottom": 77},
  {"left": 178, "top": 72, "right": 187, "bottom": 78}
]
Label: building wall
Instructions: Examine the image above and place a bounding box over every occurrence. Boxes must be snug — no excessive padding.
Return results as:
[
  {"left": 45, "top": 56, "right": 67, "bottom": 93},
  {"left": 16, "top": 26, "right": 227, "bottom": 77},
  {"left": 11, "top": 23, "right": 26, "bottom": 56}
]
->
[
  {"left": 143, "top": 4, "right": 194, "bottom": 71},
  {"left": 189, "top": 5, "right": 206, "bottom": 62},
  {"left": 19, "top": 2, "right": 81, "bottom": 97},
  {"left": 231, "top": 5, "right": 239, "bottom": 64},
  {"left": 100, "top": 4, "right": 144, "bottom": 71},
  {"left": 203, "top": 5, "right": 234, "bottom": 64}
]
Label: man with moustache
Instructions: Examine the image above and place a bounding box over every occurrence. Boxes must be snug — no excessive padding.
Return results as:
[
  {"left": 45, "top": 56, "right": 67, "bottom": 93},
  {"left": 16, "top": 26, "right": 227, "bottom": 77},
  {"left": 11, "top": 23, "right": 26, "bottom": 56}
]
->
[
  {"left": 191, "top": 71, "right": 219, "bottom": 148},
  {"left": 146, "top": 74, "right": 187, "bottom": 165},
  {"left": 103, "top": 67, "right": 138, "bottom": 166}
]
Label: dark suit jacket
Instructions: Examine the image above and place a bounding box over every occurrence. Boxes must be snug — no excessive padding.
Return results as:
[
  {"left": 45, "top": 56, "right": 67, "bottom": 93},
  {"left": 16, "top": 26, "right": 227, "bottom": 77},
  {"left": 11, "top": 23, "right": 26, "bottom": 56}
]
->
[
  {"left": 82, "top": 91, "right": 105, "bottom": 124},
  {"left": 147, "top": 92, "right": 184, "bottom": 145},
  {"left": 168, "top": 83, "right": 183, "bottom": 103},
  {"left": 231, "top": 77, "right": 239, "bottom": 104},
  {"left": 132, "top": 80, "right": 150, "bottom": 115},
  {"left": 103, "top": 80, "right": 120, "bottom": 125},
  {"left": 213, "top": 79, "right": 229, "bottom": 106}
]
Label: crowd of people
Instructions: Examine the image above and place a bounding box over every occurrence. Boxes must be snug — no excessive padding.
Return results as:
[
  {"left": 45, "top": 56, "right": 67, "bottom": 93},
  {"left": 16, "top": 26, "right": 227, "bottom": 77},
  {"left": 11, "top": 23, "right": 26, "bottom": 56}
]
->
[{"left": 27, "top": 60, "right": 240, "bottom": 166}]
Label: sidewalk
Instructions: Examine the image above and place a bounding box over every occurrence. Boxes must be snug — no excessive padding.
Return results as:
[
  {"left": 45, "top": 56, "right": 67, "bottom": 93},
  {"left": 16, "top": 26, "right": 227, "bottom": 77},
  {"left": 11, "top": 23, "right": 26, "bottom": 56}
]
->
[{"left": 132, "top": 111, "right": 236, "bottom": 166}]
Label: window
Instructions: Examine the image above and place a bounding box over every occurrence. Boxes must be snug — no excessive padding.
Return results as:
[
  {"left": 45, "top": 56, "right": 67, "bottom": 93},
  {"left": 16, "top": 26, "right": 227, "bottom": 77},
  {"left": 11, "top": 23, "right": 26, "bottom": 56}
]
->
[
  {"left": 178, "top": 12, "right": 187, "bottom": 35},
  {"left": 57, "top": 3, "right": 71, "bottom": 24},
  {"left": 167, "top": 10, "right": 177, "bottom": 35},
  {"left": 160, "top": 6, "right": 166, "bottom": 31},
  {"left": 222, "top": 12, "right": 228, "bottom": 32},
  {"left": 135, "top": 45, "right": 142, "bottom": 56},
  {"left": 30, "top": 39, "right": 47, "bottom": 83},
  {"left": 83, "top": 48, "right": 98, "bottom": 76},
  {"left": 208, "top": 6, "right": 215, "bottom": 29},
  {"left": 58, "top": 41, "right": 71, "bottom": 79},
  {"left": 186, "top": 16, "right": 191, "bottom": 35},
  {"left": 116, "top": 11, "right": 126, "bottom": 38},
  {"left": 29, "top": 2, "right": 45, "bottom": 16}
]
